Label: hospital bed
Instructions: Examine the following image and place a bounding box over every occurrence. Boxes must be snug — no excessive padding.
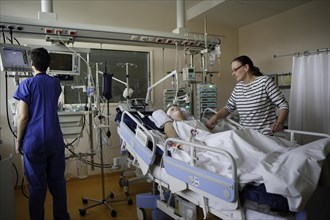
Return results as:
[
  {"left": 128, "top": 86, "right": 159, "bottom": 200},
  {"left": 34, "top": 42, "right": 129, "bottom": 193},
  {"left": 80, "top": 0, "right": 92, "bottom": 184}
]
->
[
  {"left": 116, "top": 109, "right": 330, "bottom": 220},
  {"left": 115, "top": 104, "right": 154, "bottom": 195}
]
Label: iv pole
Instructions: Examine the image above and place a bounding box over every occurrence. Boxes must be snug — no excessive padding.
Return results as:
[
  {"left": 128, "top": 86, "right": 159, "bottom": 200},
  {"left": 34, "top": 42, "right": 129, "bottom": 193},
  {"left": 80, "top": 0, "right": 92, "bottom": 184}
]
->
[
  {"left": 78, "top": 63, "right": 132, "bottom": 217},
  {"left": 117, "top": 62, "right": 137, "bottom": 104}
]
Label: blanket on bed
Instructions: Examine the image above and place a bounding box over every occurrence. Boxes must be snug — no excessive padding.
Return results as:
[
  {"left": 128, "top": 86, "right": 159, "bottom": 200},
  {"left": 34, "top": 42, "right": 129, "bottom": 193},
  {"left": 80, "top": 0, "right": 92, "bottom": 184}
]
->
[{"left": 170, "top": 120, "right": 330, "bottom": 211}]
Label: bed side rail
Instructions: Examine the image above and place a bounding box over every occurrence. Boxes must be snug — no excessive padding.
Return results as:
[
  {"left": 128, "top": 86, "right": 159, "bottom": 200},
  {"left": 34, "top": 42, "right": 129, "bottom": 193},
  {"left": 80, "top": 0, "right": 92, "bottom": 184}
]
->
[
  {"left": 282, "top": 129, "right": 330, "bottom": 142},
  {"left": 202, "top": 108, "right": 330, "bottom": 140},
  {"left": 163, "top": 138, "right": 238, "bottom": 203},
  {"left": 118, "top": 111, "right": 157, "bottom": 174}
]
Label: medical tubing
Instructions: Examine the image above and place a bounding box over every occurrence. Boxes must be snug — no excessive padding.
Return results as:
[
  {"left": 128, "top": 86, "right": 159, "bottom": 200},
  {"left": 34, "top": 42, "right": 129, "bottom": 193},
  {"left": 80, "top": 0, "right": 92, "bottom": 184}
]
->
[
  {"left": 57, "top": 32, "right": 88, "bottom": 65},
  {"left": 87, "top": 67, "right": 95, "bottom": 96},
  {"left": 57, "top": 32, "right": 95, "bottom": 97},
  {"left": 5, "top": 72, "right": 17, "bottom": 139},
  {"left": 175, "top": 69, "right": 179, "bottom": 99},
  {"left": 65, "top": 144, "right": 113, "bottom": 168},
  {"left": 174, "top": 42, "right": 180, "bottom": 99},
  {"left": 174, "top": 41, "right": 179, "bottom": 72}
]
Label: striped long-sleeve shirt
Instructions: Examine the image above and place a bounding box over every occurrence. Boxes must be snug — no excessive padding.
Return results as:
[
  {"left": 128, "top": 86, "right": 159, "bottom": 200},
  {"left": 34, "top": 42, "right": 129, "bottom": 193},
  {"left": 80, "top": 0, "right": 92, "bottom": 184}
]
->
[{"left": 225, "top": 76, "right": 289, "bottom": 135}]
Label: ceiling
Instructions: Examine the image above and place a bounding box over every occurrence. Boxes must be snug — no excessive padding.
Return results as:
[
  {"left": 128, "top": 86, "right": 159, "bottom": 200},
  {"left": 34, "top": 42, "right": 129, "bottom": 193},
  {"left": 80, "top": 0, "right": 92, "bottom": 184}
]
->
[
  {"left": 0, "top": 0, "right": 314, "bottom": 48},
  {"left": 184, "top": 0, "right": 311, "bottom": 27}
]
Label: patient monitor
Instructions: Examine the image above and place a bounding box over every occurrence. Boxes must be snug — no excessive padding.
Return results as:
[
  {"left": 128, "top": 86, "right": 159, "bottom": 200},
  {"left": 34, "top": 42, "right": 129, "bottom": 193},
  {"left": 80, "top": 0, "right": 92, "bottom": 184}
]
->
[
  {"left": 48, "top": 51, "right": 80, "bottom": 75},
  {"left": 0, "top": 43, "right": 32, "bottom": 72}
]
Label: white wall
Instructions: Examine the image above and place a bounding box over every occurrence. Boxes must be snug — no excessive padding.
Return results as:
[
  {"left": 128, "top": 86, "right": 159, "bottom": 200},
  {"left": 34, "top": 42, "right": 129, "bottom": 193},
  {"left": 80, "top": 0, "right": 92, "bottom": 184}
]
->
[
  {"left": 239, "top": 0, "right": 330, "bottom": 74},
  {"left": 0, "top": 1, "right": 238, "bottom": 182}
]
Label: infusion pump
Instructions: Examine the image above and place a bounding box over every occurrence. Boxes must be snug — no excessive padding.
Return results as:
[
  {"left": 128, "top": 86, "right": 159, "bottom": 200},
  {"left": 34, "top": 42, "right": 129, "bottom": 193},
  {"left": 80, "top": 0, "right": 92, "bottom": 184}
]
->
[{"left": 182, "top": 67, "right": 195, "bottom": 81}]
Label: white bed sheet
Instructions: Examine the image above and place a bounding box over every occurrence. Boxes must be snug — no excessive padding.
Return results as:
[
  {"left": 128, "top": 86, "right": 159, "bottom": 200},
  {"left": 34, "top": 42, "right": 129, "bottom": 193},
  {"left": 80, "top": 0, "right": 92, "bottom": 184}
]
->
[{"left": 170, "top": 121, "right": 330, "bottom": 211}]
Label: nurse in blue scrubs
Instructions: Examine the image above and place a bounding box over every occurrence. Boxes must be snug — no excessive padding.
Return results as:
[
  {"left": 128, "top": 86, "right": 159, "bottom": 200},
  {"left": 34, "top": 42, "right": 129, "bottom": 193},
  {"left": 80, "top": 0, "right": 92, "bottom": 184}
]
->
[{"left": 14, "top": 48, "right": 70, "bottom": 220}]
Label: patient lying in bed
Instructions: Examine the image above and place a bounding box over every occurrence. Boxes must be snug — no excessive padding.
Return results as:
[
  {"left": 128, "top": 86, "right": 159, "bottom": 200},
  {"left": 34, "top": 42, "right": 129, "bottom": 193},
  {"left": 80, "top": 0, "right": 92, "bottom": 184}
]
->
[{"left": 149, "top": 106, "right": 330, "bottom": 212}]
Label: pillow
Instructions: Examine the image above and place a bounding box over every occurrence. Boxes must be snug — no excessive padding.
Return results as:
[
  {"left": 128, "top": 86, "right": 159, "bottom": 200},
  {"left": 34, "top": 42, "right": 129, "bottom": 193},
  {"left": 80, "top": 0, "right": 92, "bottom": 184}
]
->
[{"left": 148, "top": 109, "right": 172, "bottom": 128}]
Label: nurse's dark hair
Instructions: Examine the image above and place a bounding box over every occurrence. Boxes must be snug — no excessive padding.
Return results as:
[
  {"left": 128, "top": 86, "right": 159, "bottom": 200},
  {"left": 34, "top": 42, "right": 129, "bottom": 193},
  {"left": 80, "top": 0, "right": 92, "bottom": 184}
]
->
[
  {"left": 232, "top": 55, "right": 263, "bottom": 76},
  {"left": 30, "top": 47, "right": 50, "bottom": 72}
]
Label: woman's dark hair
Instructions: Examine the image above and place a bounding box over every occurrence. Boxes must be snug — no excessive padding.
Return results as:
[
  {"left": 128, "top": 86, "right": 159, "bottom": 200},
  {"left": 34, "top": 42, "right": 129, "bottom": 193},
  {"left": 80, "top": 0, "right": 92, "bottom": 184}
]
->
[
  {"left": 232, "top": 55, "right": 263, "bottom": 76},
  {"left": 30, "top": 47, "right": 50, "bottom": 72}
]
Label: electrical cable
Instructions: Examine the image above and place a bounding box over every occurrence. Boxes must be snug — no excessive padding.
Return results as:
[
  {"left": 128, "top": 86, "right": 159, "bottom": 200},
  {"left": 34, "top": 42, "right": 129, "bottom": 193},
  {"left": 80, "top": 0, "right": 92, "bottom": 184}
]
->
[
  {"left": 13, "top": 37, "right": 20, "bottom": 45},
  {"left": 21, "top": 177, "right": 29, "bottom": 198},
  {"left": 64, "top": 122, "right": 117, "bottom": 169},
  {"left": 57, "top": 32, "right": 88, "bottom": 65},
  {"left": 5, "top": 37, "right": 13, "bottom": 44},
  {"left": 63, "top": 114, "right": 86, "bottom": 148},
  {"left": 12, "top": 163, "right": 18, "bottom": 189},
  {"left": 1, "top": 25, "right": 6, "bottom": 43},
  {"left": 1, "top": 27, "right": 17, "bottom": 138},
  {"left": 1, "top": 32, "right": 29, "bottom": 199},
  {"left": 8, "top": 26, "right": 14, "bottom": 44},
  {"left": 65, "top": 144, "right": 113, "bottom": 168}
]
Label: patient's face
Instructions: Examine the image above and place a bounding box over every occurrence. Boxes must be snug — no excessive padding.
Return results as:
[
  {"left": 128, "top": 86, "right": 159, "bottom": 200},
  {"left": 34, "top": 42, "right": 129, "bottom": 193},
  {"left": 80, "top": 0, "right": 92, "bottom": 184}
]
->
[{"left": 167, "top": 106, "right": 186, "bottom": 121}]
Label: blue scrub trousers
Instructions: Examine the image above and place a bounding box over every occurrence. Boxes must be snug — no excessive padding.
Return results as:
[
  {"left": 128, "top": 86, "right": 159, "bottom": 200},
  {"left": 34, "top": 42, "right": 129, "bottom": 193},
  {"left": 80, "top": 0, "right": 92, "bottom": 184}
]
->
[{"left": 24, "top": 151, "right": 69, "bottom": 220}]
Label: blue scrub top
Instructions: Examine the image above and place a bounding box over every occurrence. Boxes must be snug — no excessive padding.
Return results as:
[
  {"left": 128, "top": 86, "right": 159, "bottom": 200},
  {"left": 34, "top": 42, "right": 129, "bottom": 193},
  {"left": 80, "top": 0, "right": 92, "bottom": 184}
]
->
[{"left": 13, "top": 73, "right": 65, "bottom": 153}]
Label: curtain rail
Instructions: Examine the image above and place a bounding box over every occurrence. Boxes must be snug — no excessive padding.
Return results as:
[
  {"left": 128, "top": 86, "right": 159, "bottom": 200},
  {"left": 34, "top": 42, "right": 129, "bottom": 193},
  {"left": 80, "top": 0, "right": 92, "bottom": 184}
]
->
[{"left": 273, "top": 48, "right": 329, "bottom": 58}]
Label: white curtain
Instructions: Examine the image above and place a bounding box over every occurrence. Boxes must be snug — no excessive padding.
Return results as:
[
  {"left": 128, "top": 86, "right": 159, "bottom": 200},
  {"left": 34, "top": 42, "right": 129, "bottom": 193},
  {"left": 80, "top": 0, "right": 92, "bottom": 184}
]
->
[{"left": 289, "top": 51, "right": 330, "bottom": 134}]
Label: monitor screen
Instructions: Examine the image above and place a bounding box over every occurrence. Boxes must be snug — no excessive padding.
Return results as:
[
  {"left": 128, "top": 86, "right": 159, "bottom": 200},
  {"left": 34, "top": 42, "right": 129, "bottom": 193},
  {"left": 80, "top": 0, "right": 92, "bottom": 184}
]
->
[
  {"left": 49, "top": 53, "right": 72, "bottom": 71},
  {"left": 48, "top": 51, "right": 80, "bottom": 75},
  {"left": 0, "top": 44, "right": 32, "bottom": 72},
  {"left": 3, "top": 49, "right": 27, "bottom": 66}
]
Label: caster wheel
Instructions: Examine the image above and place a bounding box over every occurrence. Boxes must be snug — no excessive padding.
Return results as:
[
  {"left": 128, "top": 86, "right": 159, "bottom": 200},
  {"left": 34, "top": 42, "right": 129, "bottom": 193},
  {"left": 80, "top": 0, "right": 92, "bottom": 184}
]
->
[
  {"left": 79, "top": 209, "right": 86, "bottom": 216},
  {"left": 111, "top": 210, "right": 117, "bottom": 217},
  {"left": 82, "top": 199, "right": 88, "bottom": 204},
  {"left": 128, "top": 198, "right": 133, "bottom": 205},
  {"left": 137, "top": 207, "right": 146, "bottom": 220},
  {"left": 110, "top": 192, "right": 114, "bottom": 199}
]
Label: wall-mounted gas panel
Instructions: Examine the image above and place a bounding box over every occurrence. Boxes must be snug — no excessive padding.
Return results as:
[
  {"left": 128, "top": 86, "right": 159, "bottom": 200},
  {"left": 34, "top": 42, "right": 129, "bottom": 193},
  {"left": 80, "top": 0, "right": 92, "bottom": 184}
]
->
[{"left": 0, "top": 15, "right": 220, "bottom": 49}]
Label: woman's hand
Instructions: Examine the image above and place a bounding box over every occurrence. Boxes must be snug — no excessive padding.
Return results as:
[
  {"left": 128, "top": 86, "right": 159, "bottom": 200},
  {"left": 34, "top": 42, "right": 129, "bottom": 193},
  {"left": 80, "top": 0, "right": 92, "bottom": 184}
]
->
[
  {"left": 206, "top": 108, "right": 230, "bottom": 130},
  {"left": 271, "top": 121, "right": 284, "bottom": 133},
  {"left": 206, "top": 115, "right": 217, "bottom": 130}
]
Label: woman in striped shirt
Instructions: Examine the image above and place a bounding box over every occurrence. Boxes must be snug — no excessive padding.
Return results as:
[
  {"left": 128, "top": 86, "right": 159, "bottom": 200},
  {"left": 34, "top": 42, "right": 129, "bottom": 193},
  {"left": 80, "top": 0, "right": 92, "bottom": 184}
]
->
[{"left": 206, "top": 55, "right": 289, "bottom": 135}]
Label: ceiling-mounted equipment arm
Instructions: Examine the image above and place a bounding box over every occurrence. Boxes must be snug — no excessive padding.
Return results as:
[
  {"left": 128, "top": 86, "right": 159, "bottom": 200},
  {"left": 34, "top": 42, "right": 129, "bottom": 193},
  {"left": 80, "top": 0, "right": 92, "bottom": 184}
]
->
[{"left": 145, "top": 70, "right": 177, "bottom": 104}]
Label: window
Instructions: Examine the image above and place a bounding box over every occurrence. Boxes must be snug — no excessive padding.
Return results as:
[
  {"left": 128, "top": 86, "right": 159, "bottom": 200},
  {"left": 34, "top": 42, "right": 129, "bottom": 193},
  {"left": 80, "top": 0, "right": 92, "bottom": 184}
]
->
[{"left": 62, "top": 48, "right": 151, "bottom": 105}]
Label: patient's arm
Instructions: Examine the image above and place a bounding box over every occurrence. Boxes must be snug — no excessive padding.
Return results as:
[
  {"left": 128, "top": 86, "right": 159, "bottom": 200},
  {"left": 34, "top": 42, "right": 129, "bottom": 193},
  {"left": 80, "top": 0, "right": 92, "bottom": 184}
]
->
[
  {"left": 164, "top": 121, "right": 178, "bottom": 138},
  {"left": 164, "top": 121, "right": 182, "bottom": 148}
]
